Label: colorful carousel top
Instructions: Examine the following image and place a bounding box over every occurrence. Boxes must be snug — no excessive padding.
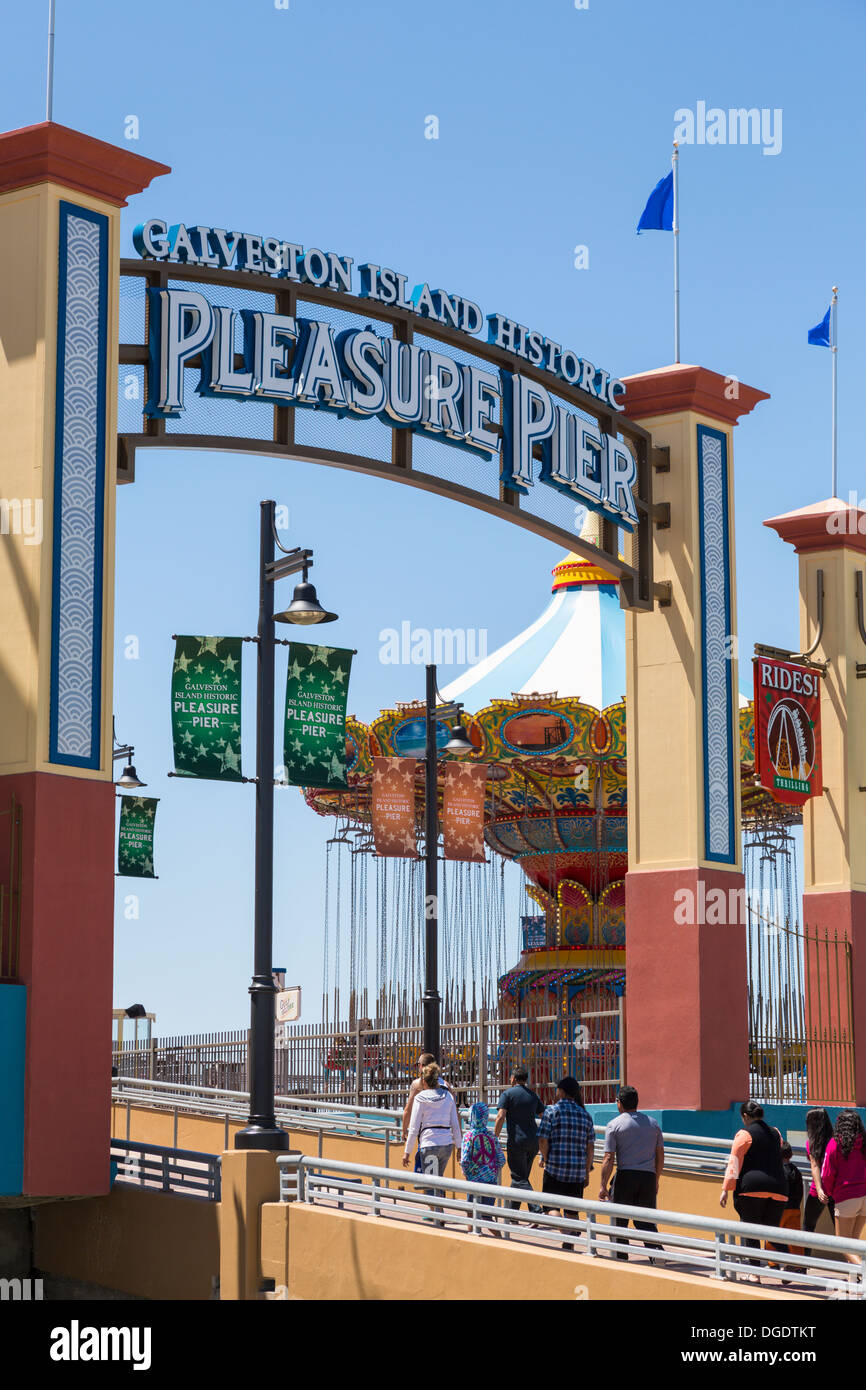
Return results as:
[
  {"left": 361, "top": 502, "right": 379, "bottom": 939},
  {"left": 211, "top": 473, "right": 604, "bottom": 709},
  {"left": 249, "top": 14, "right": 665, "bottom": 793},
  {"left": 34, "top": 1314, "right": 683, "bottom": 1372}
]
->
[{"left": 303, "top": 549, "right": 798, "bottom": 971}]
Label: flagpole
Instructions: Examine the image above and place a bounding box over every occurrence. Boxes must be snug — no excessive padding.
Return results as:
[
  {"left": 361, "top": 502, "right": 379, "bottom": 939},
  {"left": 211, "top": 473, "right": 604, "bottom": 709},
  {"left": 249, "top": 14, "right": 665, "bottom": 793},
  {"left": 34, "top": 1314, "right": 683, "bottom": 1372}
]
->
[
  {"left": 831, "top": 286, "right": 838, "bottom": 498},
  {"left": 672, "top": 142, "right": 680, "bottom": 364},
  {"left": 46, "top": 0, "right": 56, "bottom": 121}
]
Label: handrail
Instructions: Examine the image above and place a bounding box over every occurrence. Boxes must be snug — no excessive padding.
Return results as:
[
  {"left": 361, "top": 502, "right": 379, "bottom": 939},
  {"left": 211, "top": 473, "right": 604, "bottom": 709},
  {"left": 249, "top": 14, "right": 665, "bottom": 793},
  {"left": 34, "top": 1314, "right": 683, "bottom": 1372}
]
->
[
  {"left": 110, "top": 1137, "right": 221, "bottom": 1201},
  {"left": 113, "top": 1073, "right": 401, "bottom": 1124},
  {"left": 278, "top": 1153, "right": 866, "bottom": 1298},
  {"left": 276, "top": 1153, "right": 851, "bottom": 1250},
  {"left": 110, "top": 1077, "right": 814, "bottom": 1176},
  {"left": 107, "top": 1076, "right": 818, "bottom": 1193}
]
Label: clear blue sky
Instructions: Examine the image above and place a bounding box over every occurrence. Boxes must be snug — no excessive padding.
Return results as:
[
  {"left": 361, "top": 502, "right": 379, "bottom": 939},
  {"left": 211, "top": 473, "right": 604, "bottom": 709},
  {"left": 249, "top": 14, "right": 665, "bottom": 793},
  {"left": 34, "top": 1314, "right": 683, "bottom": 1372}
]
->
[{"left": 2, "top": 0, "right": 862, "bottom": 1033}]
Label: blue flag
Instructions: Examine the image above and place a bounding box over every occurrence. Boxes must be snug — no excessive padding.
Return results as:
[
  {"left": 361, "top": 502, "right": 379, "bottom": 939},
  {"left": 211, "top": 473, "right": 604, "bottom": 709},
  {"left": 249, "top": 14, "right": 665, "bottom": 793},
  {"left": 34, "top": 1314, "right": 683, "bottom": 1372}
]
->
[
  {"left": 637, "top": 171, "right": 674, "bottom": 232},
  {"left": 808, "top": 306, "right": 831, "bottom": 347}
]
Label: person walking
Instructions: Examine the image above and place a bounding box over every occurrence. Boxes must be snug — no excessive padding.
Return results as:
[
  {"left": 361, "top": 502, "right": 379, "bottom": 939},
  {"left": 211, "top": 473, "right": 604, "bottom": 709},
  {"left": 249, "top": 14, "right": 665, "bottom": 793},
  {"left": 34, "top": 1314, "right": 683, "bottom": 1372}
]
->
[
  {"left": 537, "top": 1077, "right": 595, "bottom": 1246},
  {"left": 494, "top": 1067, "right": 544, "bottom": 1213},
  {"left": 820, "top": 1109, "right": 866, "bottom": 1263},
  {"left": 460, "top": 1102, "right": 506, "bottom": 1235},
  {"left": 720, "top": 1101, "right": 787, "bottom": 1270},
  {"left": 803, "top": 1106, "right": 835, "bottom": 1235},
  {"left": 598, "top": 1085, "right": 664, "bottom": 1262},
  {"left": 402, "top": 1061, "right": 463, "bottom": 1222},
  {"left": 401, "top": 1052, "right": 454, "bottom": 1145},
  {"left": 766, "top": 1141, "right": 804, "bottom": 1273}
]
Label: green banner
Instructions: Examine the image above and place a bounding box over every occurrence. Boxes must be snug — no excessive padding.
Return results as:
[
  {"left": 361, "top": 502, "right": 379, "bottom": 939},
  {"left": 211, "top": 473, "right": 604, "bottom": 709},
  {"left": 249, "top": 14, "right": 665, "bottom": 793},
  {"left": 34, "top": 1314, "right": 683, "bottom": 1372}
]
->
[
  {"left": 118, "top": 796, "right": 159, "bottom": 878},
  {"left": 284, "top": 644, "right": 353, "bottom": 789},
  {"left": 171, "top": 635, "right": 243, "bottom": 780}
]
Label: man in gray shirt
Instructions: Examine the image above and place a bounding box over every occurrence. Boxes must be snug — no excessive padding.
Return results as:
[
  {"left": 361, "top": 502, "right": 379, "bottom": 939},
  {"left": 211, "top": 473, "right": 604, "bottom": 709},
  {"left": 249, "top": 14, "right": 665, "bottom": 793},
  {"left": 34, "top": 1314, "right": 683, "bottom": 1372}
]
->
[{"left": 598, "top": 1085, "right": 664, "bottom": 1260}]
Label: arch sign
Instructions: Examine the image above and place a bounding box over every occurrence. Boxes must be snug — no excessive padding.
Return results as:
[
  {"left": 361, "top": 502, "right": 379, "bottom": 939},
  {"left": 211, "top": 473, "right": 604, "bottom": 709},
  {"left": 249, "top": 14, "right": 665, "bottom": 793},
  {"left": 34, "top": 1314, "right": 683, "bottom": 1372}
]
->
[{"left": 119, "top": 219, "right": 656, "bottom": 609}]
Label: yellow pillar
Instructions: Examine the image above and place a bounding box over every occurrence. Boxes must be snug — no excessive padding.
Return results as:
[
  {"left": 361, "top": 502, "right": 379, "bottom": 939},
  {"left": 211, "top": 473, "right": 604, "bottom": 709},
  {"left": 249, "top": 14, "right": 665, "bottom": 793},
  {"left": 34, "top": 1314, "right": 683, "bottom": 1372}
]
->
[
  {"left": 764, "top": 498, "right": 866, "bottom": 1102},
  {"left": 0, "top": 122, "right": 167, "bottom": 1194},
  {"left": 621, "top": 366, "right": 768, "bottom": 1112},
  {"left": 219, "top": 1149, "right": 282, "bottom": 1300}
]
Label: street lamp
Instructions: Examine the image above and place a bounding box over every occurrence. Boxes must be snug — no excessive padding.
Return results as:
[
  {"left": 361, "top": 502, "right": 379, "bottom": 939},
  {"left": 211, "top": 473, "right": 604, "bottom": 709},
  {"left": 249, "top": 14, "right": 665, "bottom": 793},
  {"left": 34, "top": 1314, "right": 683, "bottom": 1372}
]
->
[
  {"left": 112, "top": 719, "right": 146, "bottom": 789},
  {"left": 235, "top": 500, "right": 338, "bottom": 1152},
  {"left": 422, "top": 665, "right": 473, "bottom": 1061}
]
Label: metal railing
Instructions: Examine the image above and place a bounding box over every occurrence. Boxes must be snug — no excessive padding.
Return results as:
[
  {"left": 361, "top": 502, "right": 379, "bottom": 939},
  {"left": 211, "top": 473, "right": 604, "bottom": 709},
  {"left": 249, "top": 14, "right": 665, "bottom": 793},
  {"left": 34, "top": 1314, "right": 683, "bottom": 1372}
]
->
[
  {"left": 110, "top": 1138, "right": 221, "bottom": 1201},
  {"left": 111, "top": 1076, "right": 822, "bottom": 1181},
  {"left": 278, "top": 1154, "right": 866, "bottom": 1300},
  {"left": 112, "top": 1075, "right": 403, "bottom": 1152},
  {"left": 113, "top": 1008, "right": 624, "bottom": 1107}
]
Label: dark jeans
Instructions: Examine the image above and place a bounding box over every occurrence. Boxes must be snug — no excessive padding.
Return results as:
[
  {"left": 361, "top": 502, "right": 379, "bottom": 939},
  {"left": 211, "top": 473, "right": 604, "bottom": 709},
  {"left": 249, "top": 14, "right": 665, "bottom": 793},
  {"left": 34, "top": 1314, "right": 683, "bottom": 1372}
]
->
[
  {"left": 733, "top": 1193, "right": 784, "bottom": 1264},
  {"left": 803, "top": 1192, "right": 835, "bottom": 1232},
  {"left": 611, "top": 1170, "right": 659, "bottom": 1260},
  {"left": 506, "top": 1139, "right": 541, "bottom": 1213}
]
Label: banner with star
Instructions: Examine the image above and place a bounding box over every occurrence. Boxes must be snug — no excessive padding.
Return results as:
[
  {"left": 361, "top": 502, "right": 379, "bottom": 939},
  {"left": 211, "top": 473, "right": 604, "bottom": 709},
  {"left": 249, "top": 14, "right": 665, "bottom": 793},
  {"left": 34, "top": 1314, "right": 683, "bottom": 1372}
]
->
[
  {"left": 171, "top": 636, "right": 243, "bottom": 781},
  {"left": 371, "top": 756, "right": 419, "bottom": 858},
  {"left": 117, "top": 796, "right": 159, "bottom": 878},
  {"left": 284, "top": 644, "right": 353, "bottom": 790},
  {"left": 442, "top": 762, "right": 488, "bottom": 862}
]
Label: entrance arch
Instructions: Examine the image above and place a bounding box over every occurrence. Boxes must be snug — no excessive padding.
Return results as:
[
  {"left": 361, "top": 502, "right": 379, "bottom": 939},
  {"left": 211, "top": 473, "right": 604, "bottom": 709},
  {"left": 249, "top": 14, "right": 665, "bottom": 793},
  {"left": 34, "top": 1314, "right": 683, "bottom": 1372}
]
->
[
  {"left": 116, "top": 256, "right": 657, "bottom": 609},
  {"left": 0, "top": 120, "right": 766, "bottom": 1198}
]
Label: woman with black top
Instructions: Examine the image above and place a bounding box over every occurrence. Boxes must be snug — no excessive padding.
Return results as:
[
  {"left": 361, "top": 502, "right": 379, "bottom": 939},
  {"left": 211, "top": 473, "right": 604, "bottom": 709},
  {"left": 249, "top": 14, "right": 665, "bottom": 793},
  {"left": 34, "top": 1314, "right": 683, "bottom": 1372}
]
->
[
  {"left": 803, "top": 1107, "right": 835, "bottom": 1233},
  {"left": 720, "top": 1101, "right": 787, "bottom": 1266}
]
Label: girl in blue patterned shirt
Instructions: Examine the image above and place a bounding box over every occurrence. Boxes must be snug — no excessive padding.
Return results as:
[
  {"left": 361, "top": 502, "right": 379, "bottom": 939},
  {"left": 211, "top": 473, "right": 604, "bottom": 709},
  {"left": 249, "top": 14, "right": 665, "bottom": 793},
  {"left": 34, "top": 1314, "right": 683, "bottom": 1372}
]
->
[{"left": 460, "top": 1102, "right": 506, "bottom": 1231}]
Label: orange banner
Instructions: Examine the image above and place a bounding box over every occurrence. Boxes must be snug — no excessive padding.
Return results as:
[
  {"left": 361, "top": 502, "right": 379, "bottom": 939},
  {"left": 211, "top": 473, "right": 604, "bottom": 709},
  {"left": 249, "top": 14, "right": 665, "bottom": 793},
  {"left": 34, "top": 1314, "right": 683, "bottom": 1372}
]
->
[
  {"left": 371, "top": 756, "right": 419, "bottom": 858},
  {"left": 443, "top": 763, "right": 487, "bottom": 862}
]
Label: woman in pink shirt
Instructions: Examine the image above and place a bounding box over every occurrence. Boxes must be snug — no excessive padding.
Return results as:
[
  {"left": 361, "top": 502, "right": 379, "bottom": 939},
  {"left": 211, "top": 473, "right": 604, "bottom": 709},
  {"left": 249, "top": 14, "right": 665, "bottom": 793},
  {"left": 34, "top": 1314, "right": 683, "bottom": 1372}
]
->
[{"left": 820, "top": 1110, "right": 866, "bottom": 1263}]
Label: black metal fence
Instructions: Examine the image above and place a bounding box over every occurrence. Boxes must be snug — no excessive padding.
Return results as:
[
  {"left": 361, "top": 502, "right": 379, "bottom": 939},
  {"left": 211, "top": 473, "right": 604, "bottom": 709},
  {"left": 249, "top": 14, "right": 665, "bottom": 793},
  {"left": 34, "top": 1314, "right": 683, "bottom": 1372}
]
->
[{"left": 110, "top": 1138, "right": 221, "bottom": 1201}]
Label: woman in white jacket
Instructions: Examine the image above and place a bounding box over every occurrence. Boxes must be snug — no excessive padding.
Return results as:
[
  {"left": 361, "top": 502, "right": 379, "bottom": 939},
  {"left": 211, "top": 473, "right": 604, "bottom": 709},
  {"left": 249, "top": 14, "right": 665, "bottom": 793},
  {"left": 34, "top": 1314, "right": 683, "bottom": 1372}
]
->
[{"left": 402, "top": 1062, "right": 463, "bottom": 1204}]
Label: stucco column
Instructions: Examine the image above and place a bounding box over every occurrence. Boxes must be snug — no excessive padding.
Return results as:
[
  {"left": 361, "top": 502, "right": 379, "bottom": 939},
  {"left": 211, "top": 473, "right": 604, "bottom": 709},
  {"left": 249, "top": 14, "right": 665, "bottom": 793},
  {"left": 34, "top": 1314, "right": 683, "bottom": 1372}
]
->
[
  {"left": 764, "top": 498, "right": 866, "bottom": 1103},
  {"left": 620, "top": 366, "right": 768, "bottom": 1111},
  {"left": 220, "top": 1150, "right": 283, "bottom": 1300},
  {"left": 0, "top": 123, "right": 167, "bottom": 1194}
]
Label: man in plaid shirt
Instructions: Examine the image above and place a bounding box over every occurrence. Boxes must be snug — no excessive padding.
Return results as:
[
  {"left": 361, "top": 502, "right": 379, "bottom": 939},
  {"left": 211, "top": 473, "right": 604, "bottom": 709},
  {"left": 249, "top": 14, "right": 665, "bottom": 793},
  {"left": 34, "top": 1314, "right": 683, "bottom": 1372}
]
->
[{"left": 538, "top": 1076, "right": 596, "bottom": 1205}]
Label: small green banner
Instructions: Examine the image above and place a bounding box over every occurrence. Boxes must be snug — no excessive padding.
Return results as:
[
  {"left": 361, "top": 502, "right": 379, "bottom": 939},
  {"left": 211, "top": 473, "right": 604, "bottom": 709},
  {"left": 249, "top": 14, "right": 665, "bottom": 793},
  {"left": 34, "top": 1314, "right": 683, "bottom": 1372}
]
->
[
  {"left": 284, "top": 644, "right": 353, "bottom": 789},
  {"left": 171, "top": 636, "right": 243, "bottom": 780},
  {"left": 118, "top": 796, "right": 159, "bottom": 878}
]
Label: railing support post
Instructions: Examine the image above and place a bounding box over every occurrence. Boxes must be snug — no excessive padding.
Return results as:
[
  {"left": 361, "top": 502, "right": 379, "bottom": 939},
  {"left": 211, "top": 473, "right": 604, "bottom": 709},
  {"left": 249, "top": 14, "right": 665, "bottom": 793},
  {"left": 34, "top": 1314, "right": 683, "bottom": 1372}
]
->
[
  {"left": 354, "top": 1021, "right": 363, "bottom": 1107},
  {"left": 478, "top": 1007, "right": 488, "bottom": 1106}
]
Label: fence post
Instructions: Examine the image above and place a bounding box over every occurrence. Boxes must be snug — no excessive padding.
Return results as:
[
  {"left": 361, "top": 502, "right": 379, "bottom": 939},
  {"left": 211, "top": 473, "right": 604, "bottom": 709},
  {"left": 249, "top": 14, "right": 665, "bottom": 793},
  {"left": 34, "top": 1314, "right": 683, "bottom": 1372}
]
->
[
  {"left": 478, "top": 1008, "right": 488, "bottom": 1106},
  {"left": 148, "top": 1035, "right": 156, "bottom": 1081},
  {"left": 618, "top": 993, "right": 627, "bottom": 1086},
  {"left": 354, "top": 1020, "right": 363, "bottom": 1106}
]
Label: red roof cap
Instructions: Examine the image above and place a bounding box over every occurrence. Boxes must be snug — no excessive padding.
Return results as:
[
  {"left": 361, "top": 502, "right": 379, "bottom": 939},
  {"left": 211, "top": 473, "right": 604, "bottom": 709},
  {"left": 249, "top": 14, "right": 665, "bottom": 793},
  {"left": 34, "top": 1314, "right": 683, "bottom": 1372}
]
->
[
  {"left": 620, "top": 363, "right": 769, "bottom": 426},
  {"left": 0, "top": 122, "right": 170, "bottom": 207},
  {"left": 764, "top": 497, "right": 866, "bottom": 555}
]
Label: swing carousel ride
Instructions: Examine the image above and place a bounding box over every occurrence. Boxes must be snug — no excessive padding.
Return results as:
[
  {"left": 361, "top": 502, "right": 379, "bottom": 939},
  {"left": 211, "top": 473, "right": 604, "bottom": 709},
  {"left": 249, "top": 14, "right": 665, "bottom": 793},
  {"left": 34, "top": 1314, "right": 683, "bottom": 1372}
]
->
[{"left": 302, "top": 516, "right": 798, "bottom": 1077}]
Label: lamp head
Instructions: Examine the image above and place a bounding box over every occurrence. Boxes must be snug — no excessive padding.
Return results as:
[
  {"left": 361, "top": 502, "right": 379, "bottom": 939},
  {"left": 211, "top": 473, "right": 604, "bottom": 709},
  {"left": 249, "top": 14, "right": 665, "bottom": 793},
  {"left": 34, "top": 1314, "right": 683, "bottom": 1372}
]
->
[
  {"left": 117, "top": 764, "right": 145, "bottom": 789},
  {"left": 444, "top": 723, "right": 474, "bottom": 755},
  {"left": 275, "top": 580, "right": 338, "bottom": 625}
]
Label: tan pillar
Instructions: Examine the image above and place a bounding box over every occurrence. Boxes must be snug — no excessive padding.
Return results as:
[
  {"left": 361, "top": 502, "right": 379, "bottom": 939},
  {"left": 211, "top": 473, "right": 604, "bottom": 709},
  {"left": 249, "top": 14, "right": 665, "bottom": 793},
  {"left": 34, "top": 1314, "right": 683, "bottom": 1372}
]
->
[
  {"left": 219, "top": 1149, "right": 282, "bottom": 1301},
  {"left": 0, "top": 123, "right": 167, "bottom": 1194},
  {"left": 764, "top": 498, "right": 866, "bottom": 1102},
  {"left": 621, "top": 366, "right": 768, "bottom": 1112}
]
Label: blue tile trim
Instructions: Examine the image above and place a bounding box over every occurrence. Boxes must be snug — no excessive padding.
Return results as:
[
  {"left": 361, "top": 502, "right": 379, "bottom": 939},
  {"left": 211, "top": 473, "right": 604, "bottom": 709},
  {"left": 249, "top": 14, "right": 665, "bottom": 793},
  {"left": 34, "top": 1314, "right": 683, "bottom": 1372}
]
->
[
  {"left": 697, "top": 425, "right": 736, "bottom": 864},
  {"left": 49, "top": 201, "right": 109, "bottom": 769}
]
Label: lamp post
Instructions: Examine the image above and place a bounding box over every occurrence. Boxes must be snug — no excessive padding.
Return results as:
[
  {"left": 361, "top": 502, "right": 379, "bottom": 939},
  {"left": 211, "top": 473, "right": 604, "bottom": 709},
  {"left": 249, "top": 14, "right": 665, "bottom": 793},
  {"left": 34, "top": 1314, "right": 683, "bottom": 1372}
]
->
[
  {"left": 235, "top": 500, "right": 337, "bottom": 1151},
  {"left": 422, "top": 665, "right": 474, "bottom": 1061}
]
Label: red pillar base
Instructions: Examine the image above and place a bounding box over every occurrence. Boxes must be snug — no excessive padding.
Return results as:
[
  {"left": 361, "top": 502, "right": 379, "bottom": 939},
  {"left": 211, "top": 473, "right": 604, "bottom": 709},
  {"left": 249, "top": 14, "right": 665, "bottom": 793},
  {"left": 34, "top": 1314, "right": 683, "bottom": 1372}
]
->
[
  {"left": 802, "top": 889, "right": 866, "bottom": 1106},
  {"left": 2, "top": 772, "right": 114, "bottom": 1196},
  {"left": 625, "top": 866, "right": 749, "bottom": 1111}
]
